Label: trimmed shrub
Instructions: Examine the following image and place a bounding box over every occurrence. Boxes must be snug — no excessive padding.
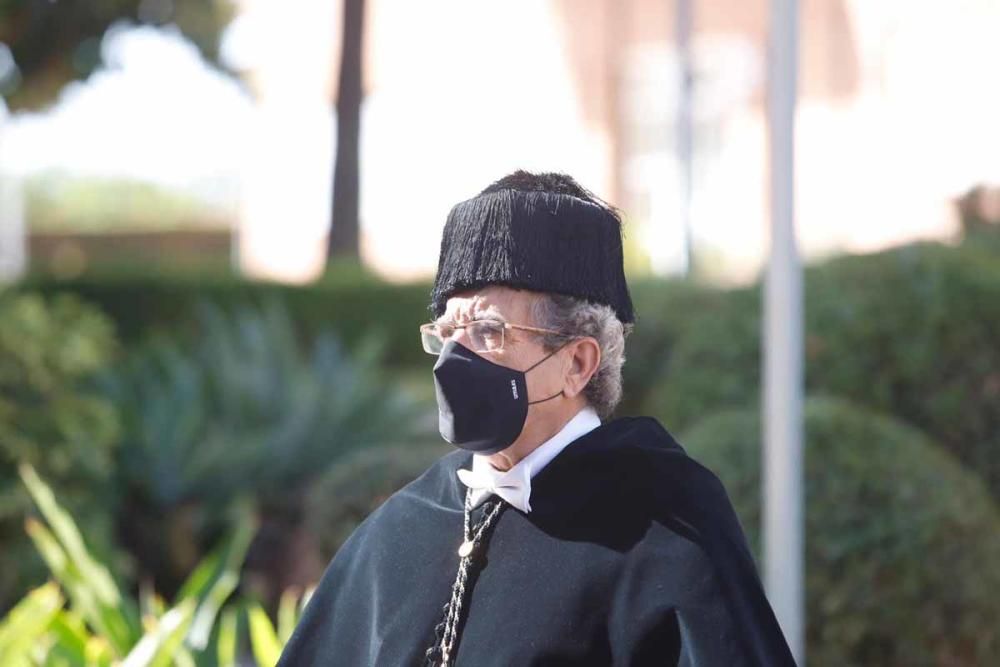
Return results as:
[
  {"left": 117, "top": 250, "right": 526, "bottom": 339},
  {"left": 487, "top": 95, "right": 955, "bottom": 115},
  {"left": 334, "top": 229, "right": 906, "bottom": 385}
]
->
[
  {"left": 637, "top": 281, "right": 757, "bottom": 426},
  {"left": 23, "top": 235, "right": 1000, "bottom": 499},
  {"left": 616, "top": 278, "right": 720, "bottom": 415},
  {"left": 21, "top": 267, "right": 435, "bottom": 369},
  {"left": 805, "top": 241, "right": 1000, "bottom": 500},
  {"left": 643, "top": 238, "right": 1000, "bottom": 500},
  {"left": 680, "top": 396, "right": 1000, "bottom": 666},
  {"left": 0, "top": 292, "right": 121, "bottom": 611},
  {"left": 23, "top": 269, "right": 713, "bottom": 415}
]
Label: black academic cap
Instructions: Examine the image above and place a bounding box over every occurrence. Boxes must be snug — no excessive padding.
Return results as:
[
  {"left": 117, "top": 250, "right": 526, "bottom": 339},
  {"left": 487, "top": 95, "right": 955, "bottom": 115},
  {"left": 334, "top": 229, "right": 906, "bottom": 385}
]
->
[{"left": 430, "top": 171, "right": 635, "bottom": 324}]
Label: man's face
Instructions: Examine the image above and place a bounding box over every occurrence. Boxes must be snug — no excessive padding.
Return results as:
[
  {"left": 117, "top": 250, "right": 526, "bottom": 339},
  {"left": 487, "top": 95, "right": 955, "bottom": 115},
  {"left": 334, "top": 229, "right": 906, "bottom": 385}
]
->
[{"left": 438, "top": 285, "right": 568, "bottom": 424}]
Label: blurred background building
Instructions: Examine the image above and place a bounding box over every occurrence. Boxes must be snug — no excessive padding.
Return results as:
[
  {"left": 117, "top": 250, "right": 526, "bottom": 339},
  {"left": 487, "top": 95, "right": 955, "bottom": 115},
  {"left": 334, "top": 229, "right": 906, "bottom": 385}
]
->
[{"left": 3, "top": 0, "right": 999, "bottom": 283}]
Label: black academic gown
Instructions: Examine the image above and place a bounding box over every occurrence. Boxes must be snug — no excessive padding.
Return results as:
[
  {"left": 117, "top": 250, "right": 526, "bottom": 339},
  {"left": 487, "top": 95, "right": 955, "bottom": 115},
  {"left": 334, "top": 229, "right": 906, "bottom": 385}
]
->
[{"left": 278, "top": 417, "right": 796, "bottom": 666}]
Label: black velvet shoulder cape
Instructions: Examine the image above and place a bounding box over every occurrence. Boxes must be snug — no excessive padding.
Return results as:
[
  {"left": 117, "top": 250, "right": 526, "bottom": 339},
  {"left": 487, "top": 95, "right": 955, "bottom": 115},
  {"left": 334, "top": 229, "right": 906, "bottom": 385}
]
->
[{"left": 278, "top": 417, "right": 796, "bottom": 666}]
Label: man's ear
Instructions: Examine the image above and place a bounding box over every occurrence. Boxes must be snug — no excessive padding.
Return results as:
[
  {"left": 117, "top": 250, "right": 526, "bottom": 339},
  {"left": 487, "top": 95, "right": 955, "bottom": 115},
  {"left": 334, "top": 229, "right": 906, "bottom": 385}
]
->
[{"left": 562, "top": 337, "right": 601, "bottom": 398}]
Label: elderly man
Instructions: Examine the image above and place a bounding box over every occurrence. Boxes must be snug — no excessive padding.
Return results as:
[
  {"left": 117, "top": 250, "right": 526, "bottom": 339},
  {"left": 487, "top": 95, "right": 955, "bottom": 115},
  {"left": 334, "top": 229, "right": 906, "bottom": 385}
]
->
[{"left": 278, "top": 172, "right": 795, "bottom": 666}]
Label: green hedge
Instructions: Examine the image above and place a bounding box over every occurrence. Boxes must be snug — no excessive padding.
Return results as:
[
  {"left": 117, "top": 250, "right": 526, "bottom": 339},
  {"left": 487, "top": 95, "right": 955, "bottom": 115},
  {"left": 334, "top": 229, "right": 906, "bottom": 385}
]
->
[
  {"left": 0, "top": 293, "right": 121, "bottom": 611},
  {"left": 22, "top": 235, "right": 1000, "bottom": 501},
  {"left": 21, "top": 268, "right": 712, "bottom": 406},
  {"left": 21, "top": 267, "right": 436, "bottom": 369},
  {"left": 681, "top": 396, "right": 1000, "bottom": 666},
  {"left": 644, "top": 238, "right": 1000, "bottom": 500},
  {"left": 616, "top": 279, "right": 719, "bottom": 415}
]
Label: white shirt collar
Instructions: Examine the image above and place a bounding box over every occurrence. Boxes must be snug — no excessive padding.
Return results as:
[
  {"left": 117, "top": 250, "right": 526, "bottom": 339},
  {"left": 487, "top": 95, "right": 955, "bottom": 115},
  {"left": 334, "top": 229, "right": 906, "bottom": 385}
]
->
[{"left": 456, "top": 407, "right": 601, "bottom": 513}]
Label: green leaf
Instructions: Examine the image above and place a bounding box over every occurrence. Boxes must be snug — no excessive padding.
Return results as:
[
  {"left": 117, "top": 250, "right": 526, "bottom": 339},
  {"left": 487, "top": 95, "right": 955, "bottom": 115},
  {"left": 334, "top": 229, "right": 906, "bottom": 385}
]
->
[
  {"left": 20, "top": 466, "right": 140, "bottom": 656},
  {"left": 171, "top": 646, "right": 197, "bottom": 667},
  {"left": 181, "top": 505, "right": 256, "bottom": 650},
  {"left": 176, "top": 502, "right": 255, "bottom": 603},
  {"left": 24, "top": 520, "right": 111, "bottom": 644},
  {"left": 44, "top": 609, "right": 91, "bottom": 665},
  {"left": 277, "top": 589, "right": 299, "bottom": 646},
  {"left": 0, "top": 582, "right": 64, "bottom": 666},
  {"left": 83, "top": 636, "right": 115, "bottom": 667},
  {"left": 23, "top": 519, "right": 67, "bottom": 579},
  {"left": 216, "top": 609, "right": 237, "bottom": 667},
  {"left": 173, "top": 551, "right": 222, "bottom": 611},
  {"left": 121, "top": 599, "right": 196, "bottom": 667},
  {"left": 19, "top": 465, "right": 120, "bottom": 604},
  {"left": 247, "top": 604, "right": 281, "bottom": 667},
  {"left": 139, "top": 581, "right": 166, "bottom": 623},
  {"left": 186, "top": 571, "right": 238, "bottom": 651}
]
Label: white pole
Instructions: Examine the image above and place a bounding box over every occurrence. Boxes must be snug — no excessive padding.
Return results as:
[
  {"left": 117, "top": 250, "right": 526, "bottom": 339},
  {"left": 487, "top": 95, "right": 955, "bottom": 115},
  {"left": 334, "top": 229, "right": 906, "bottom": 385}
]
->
[
  {"left": 764, "top": 0, "right": 804, "bottom": 664},
  {"left": 676, "top": 0, "right": 694, "bottom": 276}
]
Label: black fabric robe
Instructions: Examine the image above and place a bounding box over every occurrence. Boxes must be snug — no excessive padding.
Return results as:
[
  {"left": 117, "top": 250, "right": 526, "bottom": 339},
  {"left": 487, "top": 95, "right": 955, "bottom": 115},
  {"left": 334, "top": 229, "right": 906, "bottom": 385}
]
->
[{"left": 278, "top": 417, "right": 796, "bottom": 666}]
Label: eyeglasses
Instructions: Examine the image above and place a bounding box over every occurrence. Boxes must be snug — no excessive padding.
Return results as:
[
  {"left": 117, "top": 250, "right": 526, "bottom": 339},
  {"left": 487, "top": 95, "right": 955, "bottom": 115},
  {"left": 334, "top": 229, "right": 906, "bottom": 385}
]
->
[{"left": 419, "top": 320, "right": 568, "bottom": 355}]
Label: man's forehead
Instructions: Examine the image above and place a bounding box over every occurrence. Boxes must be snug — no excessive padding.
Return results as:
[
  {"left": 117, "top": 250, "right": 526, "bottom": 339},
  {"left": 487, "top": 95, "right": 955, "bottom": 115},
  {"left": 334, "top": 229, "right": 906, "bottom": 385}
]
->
[{"left": 439, "top": 287, "right": 536, "bottom": 322}]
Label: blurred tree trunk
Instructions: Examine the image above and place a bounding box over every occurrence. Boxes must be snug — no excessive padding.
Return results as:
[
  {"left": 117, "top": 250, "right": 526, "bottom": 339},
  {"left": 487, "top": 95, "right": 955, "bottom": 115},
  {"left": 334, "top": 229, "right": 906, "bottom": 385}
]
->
[{"left": 327, "top": 0, "right": 365, "bottom": 261}]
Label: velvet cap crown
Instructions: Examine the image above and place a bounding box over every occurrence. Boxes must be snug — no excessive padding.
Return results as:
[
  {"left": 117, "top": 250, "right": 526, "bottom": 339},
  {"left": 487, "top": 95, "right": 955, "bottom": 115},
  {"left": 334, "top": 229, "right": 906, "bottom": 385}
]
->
[{"left": 430, "top": 171, "right": 635, "bottom": 323}]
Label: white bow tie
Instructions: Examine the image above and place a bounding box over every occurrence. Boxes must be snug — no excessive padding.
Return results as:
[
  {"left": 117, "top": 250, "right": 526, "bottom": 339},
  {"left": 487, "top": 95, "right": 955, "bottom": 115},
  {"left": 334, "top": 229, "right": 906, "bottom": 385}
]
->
[{"left": 456, "top": 465, "right": 533, "bottom": 513}]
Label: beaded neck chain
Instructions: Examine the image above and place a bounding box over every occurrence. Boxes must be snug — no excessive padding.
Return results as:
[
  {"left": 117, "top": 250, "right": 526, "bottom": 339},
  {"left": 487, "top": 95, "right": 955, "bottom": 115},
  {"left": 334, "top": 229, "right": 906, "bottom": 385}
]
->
[{"left": 425, "top": 488, "right": 507, "bottom": 666}]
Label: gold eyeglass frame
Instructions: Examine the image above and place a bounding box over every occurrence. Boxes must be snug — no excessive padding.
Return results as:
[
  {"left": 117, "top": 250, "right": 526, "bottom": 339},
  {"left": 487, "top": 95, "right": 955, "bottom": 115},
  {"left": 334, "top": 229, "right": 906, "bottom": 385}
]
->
[{"left": 419, "top": 320, "right": 569, "bottom": 355}]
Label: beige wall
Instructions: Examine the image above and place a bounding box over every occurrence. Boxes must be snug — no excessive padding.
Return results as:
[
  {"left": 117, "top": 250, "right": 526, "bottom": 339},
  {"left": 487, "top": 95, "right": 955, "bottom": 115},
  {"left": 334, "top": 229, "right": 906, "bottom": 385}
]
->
[
  {"left": 235, "top": 0, "right": 999, "bottom": 283},
  {"left": 547, "top": 0, "right": 988, "bottom": 282}
]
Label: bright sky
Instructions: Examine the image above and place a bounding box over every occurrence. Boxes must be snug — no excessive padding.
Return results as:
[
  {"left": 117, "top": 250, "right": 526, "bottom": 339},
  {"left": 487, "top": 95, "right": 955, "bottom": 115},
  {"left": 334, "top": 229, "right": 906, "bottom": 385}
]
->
[
  {"left": 1, "top": 1, "right": 604, "bottom": 281},
  {"left": 2, "top": 0, "right": 1000, "bottom": 283},
  {"left": 2, "top": 23, "right": 252, "bottom": 201}
]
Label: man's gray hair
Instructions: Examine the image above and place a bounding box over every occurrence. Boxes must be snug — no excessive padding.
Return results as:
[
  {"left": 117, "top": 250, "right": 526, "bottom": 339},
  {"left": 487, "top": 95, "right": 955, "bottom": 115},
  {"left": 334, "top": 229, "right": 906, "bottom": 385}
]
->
[{"left": 531, "top": 293, "right": 631, "bottom": 419}]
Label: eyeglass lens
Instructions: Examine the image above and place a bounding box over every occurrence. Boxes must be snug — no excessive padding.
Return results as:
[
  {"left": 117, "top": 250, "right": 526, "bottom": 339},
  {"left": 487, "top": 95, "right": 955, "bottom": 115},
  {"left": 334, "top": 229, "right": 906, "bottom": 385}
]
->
[{"left": 421, "top": 321, "right": 505, "bottom": 355}]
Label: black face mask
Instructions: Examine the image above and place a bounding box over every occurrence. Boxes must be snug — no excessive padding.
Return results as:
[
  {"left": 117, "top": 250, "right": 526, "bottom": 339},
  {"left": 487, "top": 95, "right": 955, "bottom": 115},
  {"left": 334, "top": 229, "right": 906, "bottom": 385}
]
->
[{"left": 432, "top": 339, "right": 564, "bottom": 455}]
